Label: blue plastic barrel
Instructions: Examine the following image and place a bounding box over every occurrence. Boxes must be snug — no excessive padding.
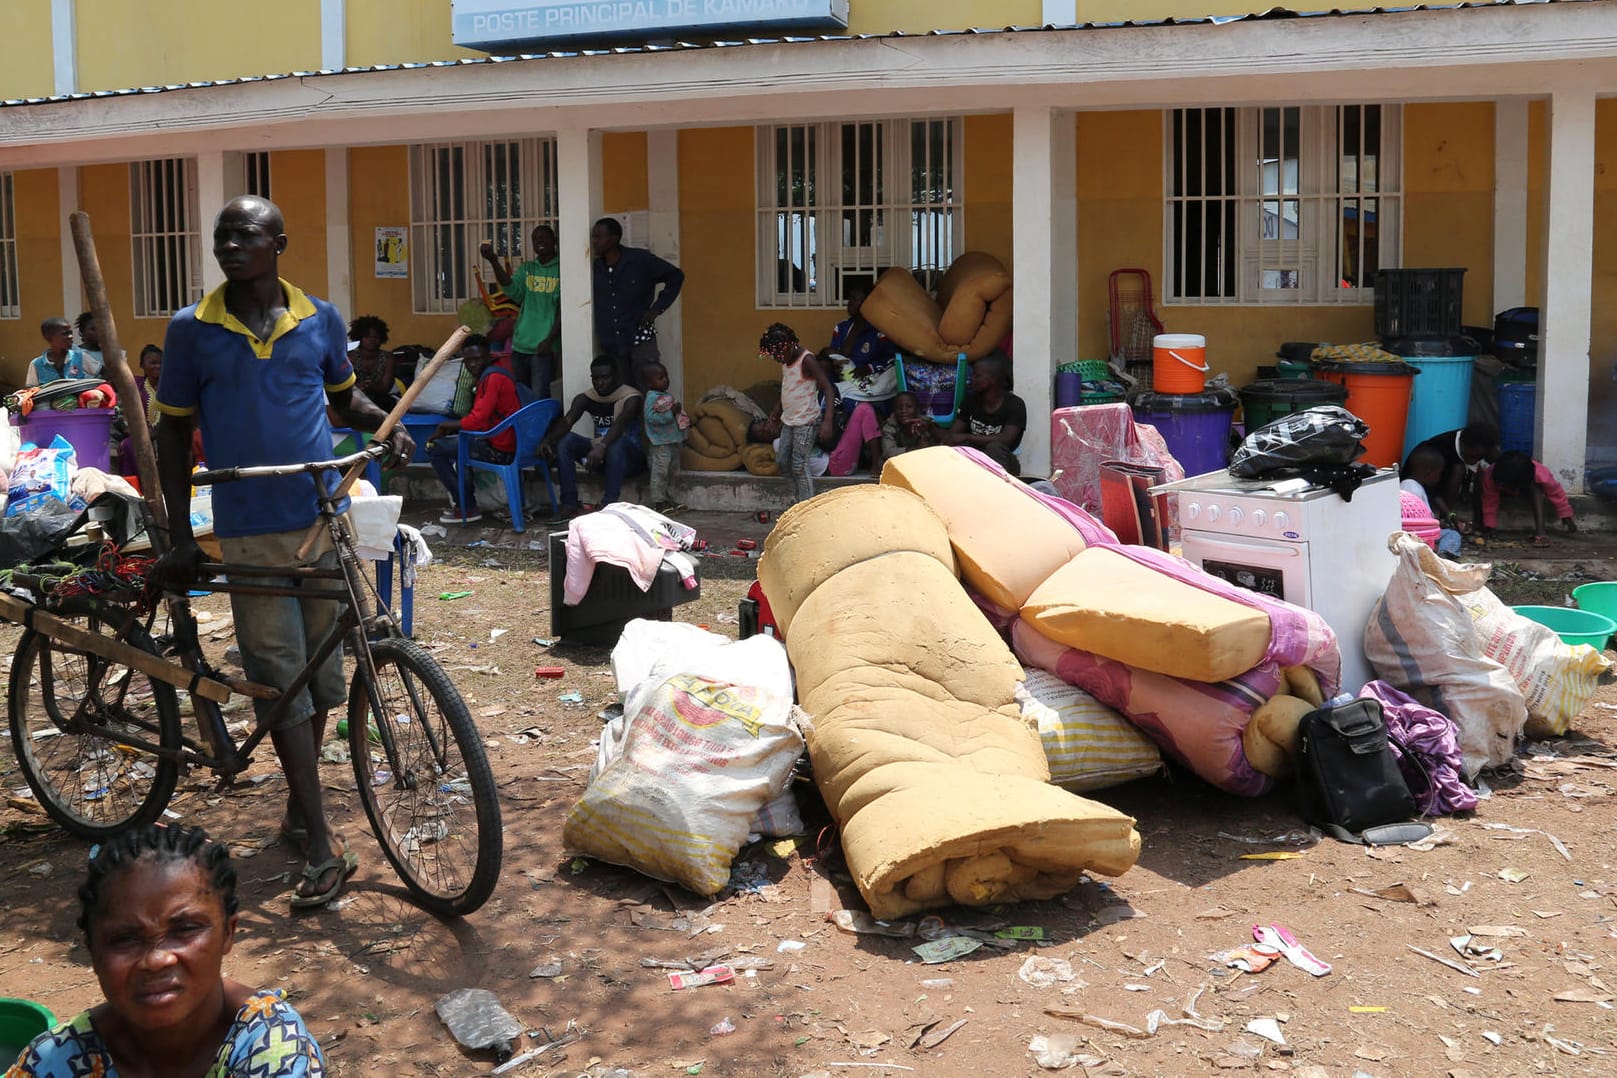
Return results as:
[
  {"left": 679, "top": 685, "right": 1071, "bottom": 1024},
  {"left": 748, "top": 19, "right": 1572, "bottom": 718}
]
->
[
  {"left": 1498, "top": 380, "right": 1536, "bottom": 454},
  {"left": 1054, "top": 370, "right": 1083, "bottom": 409},
  {"left": 1401, "top": 354, "right": 1475, "bottom": 451}
]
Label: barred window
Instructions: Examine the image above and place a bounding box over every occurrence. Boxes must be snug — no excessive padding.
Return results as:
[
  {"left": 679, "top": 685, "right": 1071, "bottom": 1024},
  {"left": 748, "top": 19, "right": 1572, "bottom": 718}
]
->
[
  {"left": 130, "top": 158, "right": 203, "bottom": 318},
  {"left": 245, "top": 151, "right": 271, "bottom": 199},
  {"left": 757, "top": 117, "right": 963, "bottom": 308},
  {"left": 408, "top": 139, "right": 558, "bottom": 315},
  {"left": 0, "top": 172, "right": 18, "bottom": 319},
  {"left": 1166, "top": 104, "right": 1401, "bottom": 305}
]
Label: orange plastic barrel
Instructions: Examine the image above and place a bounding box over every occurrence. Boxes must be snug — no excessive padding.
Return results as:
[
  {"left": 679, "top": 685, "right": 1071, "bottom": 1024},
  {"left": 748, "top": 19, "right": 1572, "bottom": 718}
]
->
[
  {"left": 1314, "top": 359, "right": 1418, "bottom": 468},
  {"left": 1152, "top": 333, "right": 1209, "bottom": 394}
]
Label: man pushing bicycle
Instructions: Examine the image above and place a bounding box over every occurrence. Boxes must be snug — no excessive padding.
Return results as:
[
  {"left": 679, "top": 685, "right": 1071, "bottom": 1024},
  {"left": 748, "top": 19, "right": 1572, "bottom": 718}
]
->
[{"left": 154, "top": 195, "right": 413, "bottom": 910}]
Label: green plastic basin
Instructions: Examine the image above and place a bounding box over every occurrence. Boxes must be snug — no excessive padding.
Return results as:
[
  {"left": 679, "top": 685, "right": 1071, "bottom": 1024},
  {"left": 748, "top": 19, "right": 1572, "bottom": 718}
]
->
[
  {"left": 1512, "top": 604, "right": 1615, "bottom": 649},
  {"left": 0, "top": 998, "right": 58, "bottom": 1061}
]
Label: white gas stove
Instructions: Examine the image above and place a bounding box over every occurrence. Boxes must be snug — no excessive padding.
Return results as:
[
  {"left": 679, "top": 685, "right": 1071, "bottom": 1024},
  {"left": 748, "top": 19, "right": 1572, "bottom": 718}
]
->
[{"left": 1152, "top": 469, "right": 1401, "bottom": 692}]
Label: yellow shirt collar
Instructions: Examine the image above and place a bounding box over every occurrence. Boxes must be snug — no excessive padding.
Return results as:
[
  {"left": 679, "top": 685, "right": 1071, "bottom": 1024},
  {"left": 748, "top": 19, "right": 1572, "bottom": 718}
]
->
[{"left": 195, "top": 278, "right": 318, "bottom": 359}]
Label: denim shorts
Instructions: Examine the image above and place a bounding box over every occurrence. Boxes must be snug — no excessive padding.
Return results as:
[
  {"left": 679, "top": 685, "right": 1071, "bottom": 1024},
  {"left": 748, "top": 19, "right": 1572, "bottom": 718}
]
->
[{"left": 219, "top": 529, "right": 348, "bottom": 730}]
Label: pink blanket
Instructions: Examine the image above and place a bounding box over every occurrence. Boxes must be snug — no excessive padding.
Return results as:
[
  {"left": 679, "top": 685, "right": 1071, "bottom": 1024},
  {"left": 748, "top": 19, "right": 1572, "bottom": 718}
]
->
[{"left": 563, "top": 505, "right": 697, "bottom": 606}]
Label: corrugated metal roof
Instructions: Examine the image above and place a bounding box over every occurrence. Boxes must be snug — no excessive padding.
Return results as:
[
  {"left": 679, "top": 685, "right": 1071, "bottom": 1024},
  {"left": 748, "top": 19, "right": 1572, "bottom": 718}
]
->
[{"left": 0, "top": 1, "right": 1585, "bottom": 108}]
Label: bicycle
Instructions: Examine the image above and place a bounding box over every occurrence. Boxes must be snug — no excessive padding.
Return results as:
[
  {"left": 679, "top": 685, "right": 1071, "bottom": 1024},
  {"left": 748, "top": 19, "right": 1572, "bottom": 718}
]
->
[{"left": 5, "top": 444, "right": 502, "bottom": 917}]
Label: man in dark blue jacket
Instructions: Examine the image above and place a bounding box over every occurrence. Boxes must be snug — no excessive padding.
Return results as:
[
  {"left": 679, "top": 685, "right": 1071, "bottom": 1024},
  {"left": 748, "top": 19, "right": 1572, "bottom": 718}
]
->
[{"left": 590, "top": 216, "right": 684, "bottom": 389}]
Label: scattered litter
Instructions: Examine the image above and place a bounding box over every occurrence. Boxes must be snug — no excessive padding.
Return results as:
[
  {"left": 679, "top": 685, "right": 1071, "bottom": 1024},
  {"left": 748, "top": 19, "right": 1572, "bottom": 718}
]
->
[
  {"left": 489, "top": 628, "right": 508, "bottom": 642},
  {"left": 1043, "top": 1009, "right": 1151, "bottom": 1040},
  {"left": 777, "top": 939, "right": 806, "bottom": 953},
  {"left": 529, "top": 961, "right": 563, "bottom": 979},
  {"left": 996, "top": 926, "right": 1047, "bottom": 941},
  {"left": 1197, "top": 906, "right": 1241, "bottom": 920},
  {"left": 1482, "top": 1031, "right": 1503, "bottom": 1046},
  {"left": 1407, "top": 944, "right": 1481, "bottom": 978},
  {"left": 1029, "top": 1033, "right": 1105, "bottom": 1070},
  {"left": 1407, "top": 827, "right": 1456, "bottom": 851},
  {"left": 830, "top": 909, "right": 915, "bottom": 938},
  {"left": 1498, "top": 867, "right": 1531, "bottom": 884},
  {"left": 913, "top": 937, "right": 982, "bottom": 964},
  {"left": 1466, "top": 925, "right": 1526, "bottom": 938},
  {"left": 1351, "top": 883, "right": 1434, "bottom": 906},
  {"left": 557, "top": 692, "right": 584, "bottom": 705},
  {"left": 1219, "top": 829, "right": 1317, "bottom": 846},
  {"left": 532, "top": 637, "right": 555, "bottom": 647},
  {"left": 1240, "top": 851, "right": 1305, "bottom": 861},
  {"left": 1253, "top": 924, "right": 1331, "bottom": 977},
  {"left": 23, "top": 861, "right": 52, "bottom": 879},
  {"left": 1481, "top": 822, "right": 1572, "bottom": 862},
  {"left": 1018, "top": 956, "right": 1076, "bottom": 988},
  {"left": 437, "top": 591, "right": 473, "bottom": 601},
  {"left": 709, "top": 1017, "right": 735, "bottom": 1037},
  {"left": 419, "top": 524, "right": 447, "bottom": 539},
  {"left": 1553, "top": 989, "right": 1614, "bottom": 1005},
  {"left": 669, "top": 965, "right": 735, "bottom": 990},
  {"left": 1451, "top": 935, "right": 1503, "bottom": 963},
  {"left": 434, "top": 988, "right": 524, "bottom": 1062},
  {"left": 466, "top": 539, "right": 491, "bottom": 548},
  {"left": 535, "top": 666, "right": 566, "bottom": 679},
  {"left": 489, "top": 1034, "right": 579, "bottom": 1076},
  {"left": 1533, "top": 910, "right": 1566, "bottom": 919},
  {"left": 1213, "top": 944, "right": 1280, "bottom": 974},
  {"left": 1245, "top": 1018, "right": 1286, "bottom": 1045},
  {"left": 1542, "top": 1026, "right": 1585, "bottom": 1055},
  {"left": 1349, "top": 1006, "right": 1387, "bottom": 1014},
  {"left": 318, "top": 741, "right": 350, "bottom": 764},
  {"left": 1124, "top": 984, "right": 1151, "bottom": 992},
  {"left": 919, "top": 978, "right": 954, "bottom": 990},
  {"left": 915, "top": 1019, "right": 967, "bottom": 1050}
]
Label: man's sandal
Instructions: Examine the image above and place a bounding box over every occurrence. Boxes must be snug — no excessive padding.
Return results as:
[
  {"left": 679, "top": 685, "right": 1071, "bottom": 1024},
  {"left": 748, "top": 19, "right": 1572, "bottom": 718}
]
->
[{"left": 289, "top": 850, "right": 359, "bottom": 911}]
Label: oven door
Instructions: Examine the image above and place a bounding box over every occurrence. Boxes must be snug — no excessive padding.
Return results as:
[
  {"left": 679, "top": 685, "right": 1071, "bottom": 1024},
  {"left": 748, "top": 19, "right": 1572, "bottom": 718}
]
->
[{"left": 1179, "top": 531, "right": 1311, "bottom": 608}]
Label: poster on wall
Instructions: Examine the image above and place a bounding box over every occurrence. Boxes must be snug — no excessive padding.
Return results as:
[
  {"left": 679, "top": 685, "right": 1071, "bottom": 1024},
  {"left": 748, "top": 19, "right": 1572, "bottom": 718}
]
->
[{"left": 375, "top": 227, "right": 408, "bottom": 279}]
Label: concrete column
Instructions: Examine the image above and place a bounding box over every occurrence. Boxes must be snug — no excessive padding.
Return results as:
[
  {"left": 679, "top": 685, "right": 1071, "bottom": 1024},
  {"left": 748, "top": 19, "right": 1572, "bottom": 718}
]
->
[
  {"left": 50, "top": 0, "right": 76, "bottom": 96},
  {"left": 556, "top": 125, "right": 604, "bottom": 406},
  {"left": 1492, "top": 98, "right": 1529, "bottom": 316},
  {"left": 195, "top": 151, "right": 229, "bottom": 292},
  {"left": 320, "top": 0, "right": 346, "bottom": 71},
  {"left": 1539, "top": 88, "right": 1596, "bottom": 492},
  {"left": 324, "top": 148, "right": 352, "bottom": 313},
  {"left": 646, "top": 128, "right": 684, "bottom": 404},
  {"left": 58, "top": 167, "right": 82, "bottom": 317},
  {"left": 1011, "top": 105, "right": 1077, "bottom": 478}
]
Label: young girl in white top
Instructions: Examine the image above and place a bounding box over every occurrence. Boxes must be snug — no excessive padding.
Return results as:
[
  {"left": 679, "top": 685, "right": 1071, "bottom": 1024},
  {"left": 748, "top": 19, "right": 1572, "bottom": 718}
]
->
[{"left": 759, "top": 322, "right": 836, "bottom": 506}]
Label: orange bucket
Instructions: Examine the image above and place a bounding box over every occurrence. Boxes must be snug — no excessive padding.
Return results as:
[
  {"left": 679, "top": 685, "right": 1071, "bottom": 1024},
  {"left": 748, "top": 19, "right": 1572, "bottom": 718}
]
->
[
  {"left": 1153, "top": 334, "right": 1209, "bottom": 393},
  {"left": 1315, "top": 360, "right": 1418, "bottom": 468}
]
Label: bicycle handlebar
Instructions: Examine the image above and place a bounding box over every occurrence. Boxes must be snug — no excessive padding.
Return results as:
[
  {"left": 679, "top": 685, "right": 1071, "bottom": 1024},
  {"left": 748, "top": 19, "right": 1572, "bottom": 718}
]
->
[{"left": 191, "top": 442, "right": 389, "bottom": 487}]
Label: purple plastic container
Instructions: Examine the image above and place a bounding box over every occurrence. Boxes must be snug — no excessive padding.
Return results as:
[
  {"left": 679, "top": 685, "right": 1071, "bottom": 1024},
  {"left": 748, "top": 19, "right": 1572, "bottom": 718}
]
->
[
  {"left": 1131, "top": 390, "right": 1237, "bottom": 476},
  {"left": 16, "top": 408, "right": 116, "bottom": 474}
]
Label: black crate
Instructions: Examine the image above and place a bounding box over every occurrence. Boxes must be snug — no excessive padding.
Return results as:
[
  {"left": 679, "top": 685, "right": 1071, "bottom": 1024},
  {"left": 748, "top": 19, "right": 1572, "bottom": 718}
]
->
[
  {"left": 1374, "top": 268, "right": 1466, "bottom": 341},
  {"left": 547, "top": 531, "right": 700, "bottom": 646}
]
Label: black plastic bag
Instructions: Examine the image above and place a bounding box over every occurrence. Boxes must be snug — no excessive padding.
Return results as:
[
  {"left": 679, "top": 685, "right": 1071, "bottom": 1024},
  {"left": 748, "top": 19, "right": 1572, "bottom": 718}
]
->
[{"left": 1229, "top": 405, "right": 1368, "bottom": 478}]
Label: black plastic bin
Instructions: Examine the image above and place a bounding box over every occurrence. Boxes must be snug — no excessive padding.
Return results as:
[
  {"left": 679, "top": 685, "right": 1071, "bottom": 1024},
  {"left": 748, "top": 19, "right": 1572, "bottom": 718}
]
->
[
  {"left": 547, "top": 531, "right": 700, "bottom": 646},
  {"left": 1374, "top": 268, "right": 1466, "bottom": 341}
]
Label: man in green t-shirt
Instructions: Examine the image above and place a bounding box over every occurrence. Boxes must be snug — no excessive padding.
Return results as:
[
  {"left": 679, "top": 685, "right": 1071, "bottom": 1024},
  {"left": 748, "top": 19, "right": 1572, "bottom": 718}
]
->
[{"left": 479, "top": 223, "right": 561, "bottom": 398}]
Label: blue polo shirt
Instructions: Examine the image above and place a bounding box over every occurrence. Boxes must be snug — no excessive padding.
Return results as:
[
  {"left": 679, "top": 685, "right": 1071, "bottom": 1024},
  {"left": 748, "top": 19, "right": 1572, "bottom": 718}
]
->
[{"left": 155, "top": 280, "right": 357, "bottom": 539}]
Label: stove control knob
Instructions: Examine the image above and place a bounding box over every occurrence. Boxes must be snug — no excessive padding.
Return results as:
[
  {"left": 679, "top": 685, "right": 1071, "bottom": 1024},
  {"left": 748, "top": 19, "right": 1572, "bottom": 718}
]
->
[
  {"left": 1251, "top": 508, "right": 1268, "bottom": 528},
  {"left": 1273, "top": 511, "right": 1291, "bottom": 532},
  {"left": 1205, "top": 505, "right": 1221, "bottom": 524},
  {"left": 1227, "top": 507, "right": 1244, "bottom": 526},
  {"left": 1186, "top": 501, "right": 1201, "bottom": 522}
]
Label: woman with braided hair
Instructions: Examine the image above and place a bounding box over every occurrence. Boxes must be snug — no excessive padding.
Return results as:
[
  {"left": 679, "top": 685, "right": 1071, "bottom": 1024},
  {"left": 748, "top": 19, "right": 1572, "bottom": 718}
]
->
[{"left": 6, "top": 824, "right": 324, "bottom": 1077}]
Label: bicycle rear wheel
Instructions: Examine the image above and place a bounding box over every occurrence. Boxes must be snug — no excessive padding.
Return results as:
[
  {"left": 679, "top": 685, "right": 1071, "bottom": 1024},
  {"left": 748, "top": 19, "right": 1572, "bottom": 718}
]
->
[
  {"left": 7, "top": 598, "right": 182, "bottom": 839},
  {"left": 348, "top": 637, "right": 501, "bottom": 916}
]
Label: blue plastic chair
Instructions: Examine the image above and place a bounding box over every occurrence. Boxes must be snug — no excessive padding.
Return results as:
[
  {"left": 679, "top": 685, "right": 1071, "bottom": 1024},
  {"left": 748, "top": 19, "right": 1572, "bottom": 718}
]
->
[
  {"left": 456, "top": 399, "right": 559, "bottom": 533},
  {"left": 894, "top": 352, "right": 970, "bottom": 427}
]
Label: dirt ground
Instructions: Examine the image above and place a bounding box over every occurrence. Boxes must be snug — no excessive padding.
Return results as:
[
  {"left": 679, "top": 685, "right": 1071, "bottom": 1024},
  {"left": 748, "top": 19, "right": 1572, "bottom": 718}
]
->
[{"left": 4, "top": 516, "right": 1617, "bottom": 1077}]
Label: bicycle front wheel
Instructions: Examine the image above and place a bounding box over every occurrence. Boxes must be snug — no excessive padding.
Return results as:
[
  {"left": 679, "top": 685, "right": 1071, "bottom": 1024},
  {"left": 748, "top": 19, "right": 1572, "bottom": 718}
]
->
[
  {"left": 7, "top": 598, "right": 182, "bottom": 839},
  {"left": 348, "top": 637, "right": 501, "bottom": 916}
]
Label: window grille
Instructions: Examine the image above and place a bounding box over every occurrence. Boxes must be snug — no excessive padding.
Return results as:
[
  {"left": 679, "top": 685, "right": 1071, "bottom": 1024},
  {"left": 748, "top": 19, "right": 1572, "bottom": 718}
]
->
[
  {"left": 245, "top": 151, "right": 271, "bottom": 198},
  {"left": 0, "top": 173, "right": 18, "bottom": 320},
  {"left": 130, "top": 158, "right": 203, "bottom": 318}
]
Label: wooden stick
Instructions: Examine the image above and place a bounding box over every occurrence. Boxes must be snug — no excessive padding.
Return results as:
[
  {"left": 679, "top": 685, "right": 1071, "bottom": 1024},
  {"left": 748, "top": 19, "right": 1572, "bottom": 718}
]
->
[
  {"left": 68, "top": 212, "right": 169, "bottom": 546},
  {"left": 294, "top": 325, "right": 469, "bottom": 559},
  {"left": 0, "top": 593, "right": 233, "bottom": 704}
]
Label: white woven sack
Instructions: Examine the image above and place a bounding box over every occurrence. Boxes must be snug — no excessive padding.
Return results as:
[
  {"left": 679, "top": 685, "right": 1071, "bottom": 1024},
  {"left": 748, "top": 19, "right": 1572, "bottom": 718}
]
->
[{"left": 1363, "top": 533, "right": 1527, "bottom": 776}]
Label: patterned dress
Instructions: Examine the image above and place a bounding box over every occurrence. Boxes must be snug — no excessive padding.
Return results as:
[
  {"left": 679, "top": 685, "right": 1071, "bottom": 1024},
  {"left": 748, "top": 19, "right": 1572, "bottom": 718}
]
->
[{"left": 6, "top": 989, "right": 323, "bottom": 1077}]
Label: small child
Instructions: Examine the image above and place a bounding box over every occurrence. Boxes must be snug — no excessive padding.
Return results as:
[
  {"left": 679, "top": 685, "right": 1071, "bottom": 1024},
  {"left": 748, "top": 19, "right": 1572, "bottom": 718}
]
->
[
  {"left": 1481, "top": 450, "right": 1576, "bottom": 547},
  {"left": 759, "top": 322, "right": 836, "bottom": 506},
  {"left": 26, "top": 317, "right": 90, "bottom": 387},
  {"left": 878, "top": 391, "right": 936, "bottom": 468},
  {"left": 640, "top": 361, "right": 687, "bottom": 514},
  {"left": 1399, "top": 443, "right": 1463, "bottom": 555}
]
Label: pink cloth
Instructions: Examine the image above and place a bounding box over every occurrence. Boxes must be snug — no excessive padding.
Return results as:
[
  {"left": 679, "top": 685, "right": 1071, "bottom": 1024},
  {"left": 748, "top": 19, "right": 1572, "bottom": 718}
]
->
[
  {"left": 827, "top": 402, "right": 882, "bottom": 477},
  {"left": 1049, "top": 402, "right": 1184, "bottom": 525},
  {"left": 1400, "top": 490, "right": 1440, "bottom": 549},
  {"left": 1480, "top": 458, "right": 1573, "bottom": 529},
  {"left": 562, "top": 505, "right": 697, "bottom": 605}
]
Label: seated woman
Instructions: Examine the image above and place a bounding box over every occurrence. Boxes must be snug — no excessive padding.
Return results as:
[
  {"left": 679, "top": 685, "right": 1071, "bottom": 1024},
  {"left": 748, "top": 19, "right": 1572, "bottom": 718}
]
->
[
  {"left": 7, "top": 824, "right": 325, "bottom": 1077},
  {"left": 347, "top": 315, "right": 398, "bottom": 409},
  {"left": 820, "top": 284, "right": 895, "bottom": 375},
  {"left": 827, "top": 391, "right": 936, "bottom": 477}
]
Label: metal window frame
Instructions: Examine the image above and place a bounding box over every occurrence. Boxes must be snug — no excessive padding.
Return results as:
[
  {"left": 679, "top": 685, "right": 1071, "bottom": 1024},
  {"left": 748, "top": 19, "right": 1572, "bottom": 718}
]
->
[
  {"left": 129, "top": 158, "right": 203, "bottom": 319},
  {"left": 755, "top": 116, "right": 965, "bottom": 310},
  {"left": 245, "top": 151, "right": 272, "bottom": 199},
  {"left": 1164, "top": 104, "right": 1401, "bottom": 307},
  {"left": 0, "top": 172, "right": 18, "bottom": 320},
  {"left": 408, "top": 138, "right": 559, "bottom": 316}
]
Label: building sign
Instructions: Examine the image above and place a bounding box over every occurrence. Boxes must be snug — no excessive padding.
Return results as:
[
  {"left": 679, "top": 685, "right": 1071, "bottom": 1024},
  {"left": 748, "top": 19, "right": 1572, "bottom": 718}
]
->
[{"left": 452, "top": 0, "right": 849, "bottom": 49}]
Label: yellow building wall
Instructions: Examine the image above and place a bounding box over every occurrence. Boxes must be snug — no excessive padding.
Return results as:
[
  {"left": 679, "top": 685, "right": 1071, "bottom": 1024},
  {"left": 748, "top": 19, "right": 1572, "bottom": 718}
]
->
[
  {"left": 964, "top": 114, "right": 1013, "bottom": 269},
  {"left": 74, "top": 0, "right": 321, "bottom": 92},
  {"left": 851, "top": 1, "right": 1040, "bottom": 33},
  {"left": 271, "top": 150, "right": 329, "bottom": 299},
  {"left": 603, "top": 133, "right": 648, "bottom": 214},
  {"left": 345, "top": 0, "right": 484, "bottom": 67},
  {"left": 1401, "top": 102, "right": 1495, "bottom": 331},
  {"left": 348, "top": 146, "right": 457, "bottom": 348},
  {"left": 0, "top": 0, "right": 56, "bottom": 101},
  {"left": 77, "top": 163, "right": 171, "bottom": 359},
  {"left": 0, "top": 170, "right": 66, "bottom": 387}
]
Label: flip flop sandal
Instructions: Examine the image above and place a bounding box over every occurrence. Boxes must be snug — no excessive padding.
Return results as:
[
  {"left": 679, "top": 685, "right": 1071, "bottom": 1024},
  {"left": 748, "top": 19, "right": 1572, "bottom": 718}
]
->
[{"left": 289, "top": 850, "right": 359, "bottom": 910}]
